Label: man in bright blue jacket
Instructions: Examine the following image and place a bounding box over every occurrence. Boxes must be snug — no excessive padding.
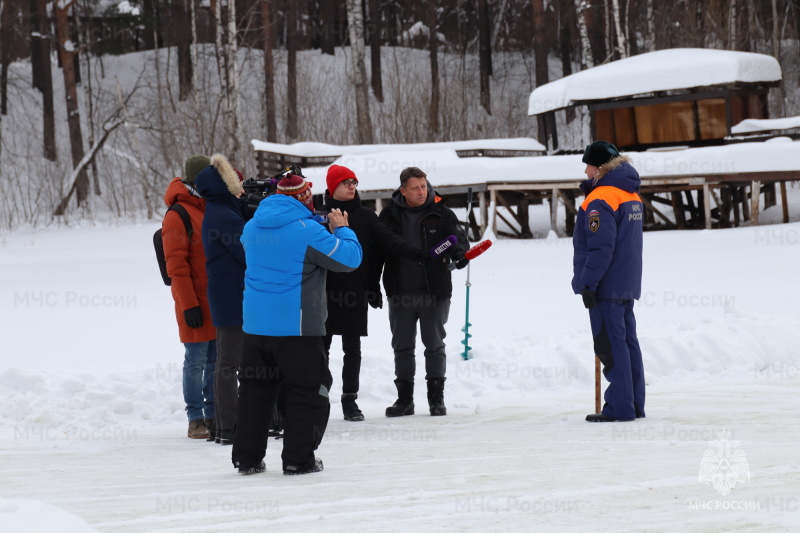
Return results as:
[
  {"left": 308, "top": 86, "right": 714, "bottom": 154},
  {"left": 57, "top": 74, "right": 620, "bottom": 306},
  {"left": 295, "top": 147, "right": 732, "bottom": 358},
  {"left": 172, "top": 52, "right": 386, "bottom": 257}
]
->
[
  {"left": 232, "top": 174, "right": 362, "bottom": 476},
  {"left": 572, "top": 141, "right": 645, "bottom": 423}
]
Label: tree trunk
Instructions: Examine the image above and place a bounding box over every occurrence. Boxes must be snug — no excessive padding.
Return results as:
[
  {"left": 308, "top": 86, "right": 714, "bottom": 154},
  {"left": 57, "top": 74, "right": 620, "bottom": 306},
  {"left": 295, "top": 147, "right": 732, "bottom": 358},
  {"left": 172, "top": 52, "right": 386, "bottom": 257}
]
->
[
  {"left": 533, "top": 0, "right": 556, "bottom": 150},
  {"left": 367, "top": 0, "right": 383, "bottom": 102},
  {"left": 261, "top": 0, "right": 277, "bottom": 142},
  {"left": 225, "top": 0, "right": 242, "bottom": 164},
  {"left": 729, "top": 0, "right": 737, "bottom": 48},
  {"left": 320, "top": 0, "right": 335, "bottom": 55},
  {"left": 478, "top": 0, "right": 491, "bottom": 114},
  {"left": 142, "top": 0, "right": 156, "bottom": 49},
  {"left": 428, "top": 0, "right": 439, "bottom": 135},
  {"left": 646, "top": 0, "right": 655, "bottom": 51},
  {"left": 176, "top": 0, "right": 193, "bottom": 101},
  {"left": 55, "top": 0, "right": 89, "bottom": 209},
  {"left": 346, "top": 0, "right": 374, "bottom": 144},
  {"left": 559, "top": 0, "right": 575, "bottom": 123},
  {"left": 287, "top": 0, "right": 298, "bottom": 140},
  {"left": 28, "top": 0, "right": 57, "bottom": 160},
  {"left": 75, "top": 2, "right": 99, "bottom": 195},
  {"left": 0, "top": 0, "right": 11, "bottom": 116},
  {"left": 611, "top": 0, "right": 628, "bottom": 57},
  {"left": 575, "top": 0, "right": 594, "bottom": 68},
  {"left": 771, "top": 0, "right": 783, "bottom": 117},
  {"left": 0, "top": 0, "right": 4, "bottom": 157}
]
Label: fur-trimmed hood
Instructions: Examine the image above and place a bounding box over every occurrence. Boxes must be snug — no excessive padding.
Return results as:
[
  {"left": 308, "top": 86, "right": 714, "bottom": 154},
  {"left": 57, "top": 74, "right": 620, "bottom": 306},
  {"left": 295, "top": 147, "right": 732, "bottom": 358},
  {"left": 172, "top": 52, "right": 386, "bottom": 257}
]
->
[
  {"left": 580, "top": 155, "right": 640, "bottom": 195},
  {"left": 594, "top": 154, "right": 632, "bottom": 180},
  {"left": 194, "top": 153, "right": 243, "bottom": 200},
  {"left": 210, "top": 153, "right": 243, "bottom": 197}
]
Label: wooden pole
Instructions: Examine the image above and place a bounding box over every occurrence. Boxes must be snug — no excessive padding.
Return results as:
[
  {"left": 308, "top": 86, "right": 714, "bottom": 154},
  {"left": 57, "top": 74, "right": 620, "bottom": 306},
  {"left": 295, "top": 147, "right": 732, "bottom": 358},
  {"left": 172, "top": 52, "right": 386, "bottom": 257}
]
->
[
  {"left": 780, "top": 181, "right": 789, "bottom": 223},
  {"left": 750, "top": 180, "right": 761, "bottom": 226},
  {"left": 595, "top": 356, "right": 601, "bottom": 414}
]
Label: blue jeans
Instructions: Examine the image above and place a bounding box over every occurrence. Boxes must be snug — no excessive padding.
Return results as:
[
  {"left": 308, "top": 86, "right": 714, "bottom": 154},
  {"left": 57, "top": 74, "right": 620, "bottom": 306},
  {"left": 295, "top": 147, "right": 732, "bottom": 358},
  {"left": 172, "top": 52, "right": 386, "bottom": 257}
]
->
[{"left": 183, "top": 340, "right": 217, "bottom": 422}]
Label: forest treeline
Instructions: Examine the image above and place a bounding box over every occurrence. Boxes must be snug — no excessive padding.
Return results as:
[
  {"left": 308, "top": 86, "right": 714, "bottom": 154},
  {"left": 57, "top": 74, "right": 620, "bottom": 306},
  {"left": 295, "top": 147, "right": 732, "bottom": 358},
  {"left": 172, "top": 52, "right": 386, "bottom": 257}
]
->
[{"left": 0, "top": 0, "right": 798, "bottom": 226}]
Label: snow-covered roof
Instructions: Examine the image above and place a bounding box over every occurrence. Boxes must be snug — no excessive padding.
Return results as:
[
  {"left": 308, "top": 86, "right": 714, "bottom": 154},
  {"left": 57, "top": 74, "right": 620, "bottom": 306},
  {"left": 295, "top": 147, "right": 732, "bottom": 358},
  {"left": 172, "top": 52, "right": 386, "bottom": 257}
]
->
[
  {"left": 250, "top": 138, "right": 545, "bottom": 158},
  {"left": 299, "top": 138, "right": 800, "bottom": 194},
  {"left": 731, "top": 116, "right": 800, "bottom": 135},
  {"left": 528, "top": 48, "right": 782, "bottom": 116}
]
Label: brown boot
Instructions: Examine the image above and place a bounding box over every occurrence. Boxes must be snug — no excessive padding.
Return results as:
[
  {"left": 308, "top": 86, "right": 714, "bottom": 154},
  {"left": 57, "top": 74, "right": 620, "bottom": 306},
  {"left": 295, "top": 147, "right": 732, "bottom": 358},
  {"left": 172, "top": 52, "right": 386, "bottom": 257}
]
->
[{"left": 187, "top": 420, "right": 210, "bottom": 439}]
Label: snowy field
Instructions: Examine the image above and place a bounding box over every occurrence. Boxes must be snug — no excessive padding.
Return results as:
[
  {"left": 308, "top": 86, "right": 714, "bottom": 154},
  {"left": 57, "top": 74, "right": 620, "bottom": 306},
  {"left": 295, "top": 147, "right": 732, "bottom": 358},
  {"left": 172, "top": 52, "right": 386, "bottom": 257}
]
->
[{"left": 1, "top": 216, "right": 800, "bottom": 532}]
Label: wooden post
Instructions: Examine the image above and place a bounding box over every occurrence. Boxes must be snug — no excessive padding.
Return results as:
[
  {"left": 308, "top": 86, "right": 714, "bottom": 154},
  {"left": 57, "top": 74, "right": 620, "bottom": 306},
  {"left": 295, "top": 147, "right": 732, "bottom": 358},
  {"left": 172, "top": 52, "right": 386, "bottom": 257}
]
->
[
  {"left": 750, "top": 180, "right": 761, "bottom": 226},
  {"left": 671, "top": 191, "right": 686, "bottom": 229},
  {"left": 490, "top": 189, "right": 497, "bottom": 236},
  {"left": 703, "top": 183, "right": 712, "bottom": 230},
  {"left": 478, "top": 191, "right": 488, "bottom": 238},
  {"left": 595, "top": 356, "right": 601, "bottom": 414},
  {"left": 780, "top": 181, "right": 789, "bottom": 224},
  {"left": 374, "top": 197, "right": 383, "bottom": 213},
  {"left": 550, "top": 188, "right": 560, "bottom": 236}
]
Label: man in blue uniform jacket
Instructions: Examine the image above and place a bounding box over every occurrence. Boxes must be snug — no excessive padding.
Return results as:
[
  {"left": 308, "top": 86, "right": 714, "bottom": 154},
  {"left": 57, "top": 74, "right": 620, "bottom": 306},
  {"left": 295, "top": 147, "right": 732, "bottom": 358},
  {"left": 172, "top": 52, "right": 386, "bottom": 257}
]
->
[
  {"left": 572, "top": 141, "right": 645, "bottom": 422},
  {"left": 232, "top": 173, "right": 363, "bottom": 475}
]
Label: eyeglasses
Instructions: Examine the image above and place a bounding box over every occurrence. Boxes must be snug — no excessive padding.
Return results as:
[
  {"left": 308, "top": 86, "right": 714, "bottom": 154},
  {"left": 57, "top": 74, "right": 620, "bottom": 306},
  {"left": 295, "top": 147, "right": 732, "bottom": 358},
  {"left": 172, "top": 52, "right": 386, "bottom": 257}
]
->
[{"left": 341, "top": 179, "right": 358, "bottom": 188}]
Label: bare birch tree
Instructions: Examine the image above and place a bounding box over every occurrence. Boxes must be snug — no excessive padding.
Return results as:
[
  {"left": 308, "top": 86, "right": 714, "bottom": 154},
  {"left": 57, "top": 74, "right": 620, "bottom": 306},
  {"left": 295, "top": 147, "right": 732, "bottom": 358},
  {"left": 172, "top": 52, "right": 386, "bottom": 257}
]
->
[
  {"left": 575, "top": 0, "right": 594, "bottom": 68},
  {"left": 611, "top": 0, "right": 628, "bottom": 57},
  {"left": 729, "top": 0, "right": 738, "bottom": 48},
  {"left": 287, "top": 0, "right": 298, "bottom": 140},
  {"left": 224, "top": 0, "right": 243, "bottom": 163},
  {"left": 261, "top": 0, "right": 277, "bottom": 142},
  {"left": 645, "top": 0, "right": 655, "bottom": 51},
  {"left": 346, "top": 0, "right": 374, "bottom": 144}
]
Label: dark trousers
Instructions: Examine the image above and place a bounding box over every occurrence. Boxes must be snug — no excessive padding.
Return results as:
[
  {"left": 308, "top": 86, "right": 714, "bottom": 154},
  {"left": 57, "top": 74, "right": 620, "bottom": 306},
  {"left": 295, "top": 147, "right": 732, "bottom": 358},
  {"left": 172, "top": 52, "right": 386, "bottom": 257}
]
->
[
  {"left": 589, "top": 299, "right": 645, "bottom": 420},
  {"left": 232, "top": 334, "right": 332, "bottom": 469},
  {"left": 323, "top": 333, "right": 361, "bottom": 395},
  {"left": 215, "top": 326, "right": 245, "bottom": 436},
  {"left": 388, "top": 295, "right": 450, "bottom": 381}
]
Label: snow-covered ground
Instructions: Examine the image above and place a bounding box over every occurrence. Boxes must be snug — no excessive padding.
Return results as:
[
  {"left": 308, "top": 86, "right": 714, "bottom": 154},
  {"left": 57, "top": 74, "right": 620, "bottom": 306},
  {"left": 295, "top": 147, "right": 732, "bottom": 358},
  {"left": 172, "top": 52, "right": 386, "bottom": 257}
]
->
[{"left": 2, "top": 215, "right": 799, "bottom": 532}]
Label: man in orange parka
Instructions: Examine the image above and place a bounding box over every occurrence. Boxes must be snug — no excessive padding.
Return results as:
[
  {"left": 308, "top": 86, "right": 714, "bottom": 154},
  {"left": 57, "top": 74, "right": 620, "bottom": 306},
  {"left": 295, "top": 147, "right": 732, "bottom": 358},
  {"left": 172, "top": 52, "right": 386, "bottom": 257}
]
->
[{"left": 163, "top": 155, "right": 217, "bottom": 439}]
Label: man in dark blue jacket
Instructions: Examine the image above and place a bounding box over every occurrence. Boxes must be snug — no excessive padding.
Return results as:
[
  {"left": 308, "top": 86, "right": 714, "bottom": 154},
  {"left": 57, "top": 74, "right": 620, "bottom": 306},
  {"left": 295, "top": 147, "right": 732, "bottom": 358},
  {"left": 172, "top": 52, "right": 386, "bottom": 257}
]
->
[
  {"left": 572, "top": 141, "right": 645, "bottom": 422},
  {"left": 195, "top": 154, "right": 247, "bottom": 444}
]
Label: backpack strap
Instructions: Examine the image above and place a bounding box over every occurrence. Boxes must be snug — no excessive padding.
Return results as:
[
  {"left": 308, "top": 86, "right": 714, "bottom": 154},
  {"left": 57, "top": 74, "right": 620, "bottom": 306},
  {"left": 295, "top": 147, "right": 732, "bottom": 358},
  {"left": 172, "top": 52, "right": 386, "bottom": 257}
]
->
[{"left": 168, "top": 203, "right": 193, "bottom": 238}]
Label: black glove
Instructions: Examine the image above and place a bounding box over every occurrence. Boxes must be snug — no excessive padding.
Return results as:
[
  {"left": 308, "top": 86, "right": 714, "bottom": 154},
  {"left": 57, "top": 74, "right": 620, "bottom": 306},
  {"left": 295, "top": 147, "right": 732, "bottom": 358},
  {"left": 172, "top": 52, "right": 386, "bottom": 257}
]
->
[
  {"left": 184, "top": 306, "right": 203, "bottom": 328},
  {"left": 367, "top": 291, "right": 383, "bottom": 309},
  {"left": 453, "top": 251, "right": 469, "bottom": 270},
  {"left": 581, "top": 290, "right": 597, "bottom": 310},
  {"left": 416, "top": 249, "right": 431, "bottom": 267}
]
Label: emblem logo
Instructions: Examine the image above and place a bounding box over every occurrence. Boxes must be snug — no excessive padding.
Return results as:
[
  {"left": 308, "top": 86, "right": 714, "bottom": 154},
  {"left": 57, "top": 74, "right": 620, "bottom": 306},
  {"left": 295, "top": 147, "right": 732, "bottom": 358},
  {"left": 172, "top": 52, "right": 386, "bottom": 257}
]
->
[
  {"left": 699, "top": 429, "right": 750, "bottom": 496},
  {"left": 588, "top": 216, "right": 599, "bottom": 232}
]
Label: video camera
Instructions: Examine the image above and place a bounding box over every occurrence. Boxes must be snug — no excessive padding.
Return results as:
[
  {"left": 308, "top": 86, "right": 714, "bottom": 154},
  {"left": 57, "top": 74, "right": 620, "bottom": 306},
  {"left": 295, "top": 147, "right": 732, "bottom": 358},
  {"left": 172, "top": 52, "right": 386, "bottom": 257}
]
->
[{"left": 242, "top": 164, "right": 304, "bottom": 210}]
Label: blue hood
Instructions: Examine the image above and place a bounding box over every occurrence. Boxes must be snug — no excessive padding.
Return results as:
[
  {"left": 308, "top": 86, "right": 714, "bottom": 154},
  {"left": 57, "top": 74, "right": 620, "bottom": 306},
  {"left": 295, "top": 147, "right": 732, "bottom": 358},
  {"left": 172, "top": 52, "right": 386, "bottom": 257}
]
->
[
  {"left": 195, "top": 166, "right": 239, "bottom": 206},
  {"left": 580, "top": 160, "right": 640, "bottom": 196},
  {"left": 253, "top": 194, "right": 313, "bottom": 229}
]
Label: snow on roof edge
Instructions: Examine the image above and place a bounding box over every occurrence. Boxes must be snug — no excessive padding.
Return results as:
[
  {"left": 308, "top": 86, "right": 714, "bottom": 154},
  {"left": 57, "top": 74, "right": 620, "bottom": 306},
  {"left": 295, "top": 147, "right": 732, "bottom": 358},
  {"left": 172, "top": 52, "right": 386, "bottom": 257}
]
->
[{"left": 528, "top": 48, "right": 782, "bottom": 116}]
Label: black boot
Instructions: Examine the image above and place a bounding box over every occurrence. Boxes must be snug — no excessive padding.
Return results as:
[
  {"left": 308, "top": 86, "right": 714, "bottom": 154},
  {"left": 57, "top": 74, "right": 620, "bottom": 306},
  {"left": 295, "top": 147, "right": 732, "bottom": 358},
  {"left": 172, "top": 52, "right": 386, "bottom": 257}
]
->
[
  {"left": 385, "top": 380, "right": 414, "bottom": 417},
  {"left": 341, "top": 393, "right": 365, "bottom": 421},
  {"left": 427, "top": 378, "right": 447, "bottom": 416}
]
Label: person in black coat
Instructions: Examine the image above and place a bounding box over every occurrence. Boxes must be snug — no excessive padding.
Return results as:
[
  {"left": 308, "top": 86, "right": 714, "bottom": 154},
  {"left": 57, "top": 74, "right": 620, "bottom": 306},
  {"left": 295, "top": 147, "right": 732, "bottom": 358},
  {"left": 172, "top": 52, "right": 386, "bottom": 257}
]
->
[
  {"left": 377, "top": 167, "right": 469, "bottom": 418},
  {"left": 194, "top": 154, "right": 247, "bottom": 444},
  {"left": 322, "top": 165, "right": 420, "bottom": 421}
]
